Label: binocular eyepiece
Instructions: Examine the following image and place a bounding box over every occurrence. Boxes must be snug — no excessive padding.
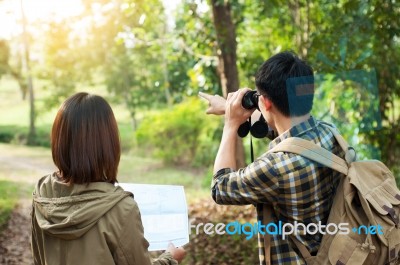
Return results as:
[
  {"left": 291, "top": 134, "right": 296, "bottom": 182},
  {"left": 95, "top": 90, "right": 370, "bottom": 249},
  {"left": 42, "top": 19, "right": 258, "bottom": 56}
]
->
[{"left": 241, "top": 90, "right": 259, "bottom": 110}]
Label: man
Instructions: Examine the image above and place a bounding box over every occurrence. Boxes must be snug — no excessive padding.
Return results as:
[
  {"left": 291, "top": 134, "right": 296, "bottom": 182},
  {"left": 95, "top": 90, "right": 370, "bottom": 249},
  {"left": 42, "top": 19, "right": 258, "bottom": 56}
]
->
[{"left": 199, "top": 51, "right": 345, "bottom": 264}]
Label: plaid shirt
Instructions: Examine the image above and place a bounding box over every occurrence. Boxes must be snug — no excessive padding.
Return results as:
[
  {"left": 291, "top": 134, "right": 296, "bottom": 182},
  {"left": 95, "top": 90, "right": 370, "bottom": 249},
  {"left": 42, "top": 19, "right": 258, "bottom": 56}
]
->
[{"left": 211, "top": 116, "right": 345, "bottom": 265}]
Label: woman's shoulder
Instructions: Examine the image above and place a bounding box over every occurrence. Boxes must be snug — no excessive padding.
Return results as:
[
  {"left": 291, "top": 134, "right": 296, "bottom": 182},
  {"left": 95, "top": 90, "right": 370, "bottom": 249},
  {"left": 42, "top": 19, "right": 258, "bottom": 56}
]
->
[
  {"left": 33, "top": 172, "right": 60, "bottom": 195},
  {"left": 99, "top": 186, "right": 139, "bottom": 218},
  {"left": 97, "top": 191, "right": 142, "bottom": 240},
  {"left": 36, "top": 172, "right": 58, "bottom": 184}
]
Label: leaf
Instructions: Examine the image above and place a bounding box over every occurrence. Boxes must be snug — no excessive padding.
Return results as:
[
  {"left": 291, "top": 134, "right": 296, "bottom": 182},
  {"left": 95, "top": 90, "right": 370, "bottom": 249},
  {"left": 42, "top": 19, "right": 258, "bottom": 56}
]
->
[
  {"left": 317, "top": 52, "right": 336, "bottom": 69},
  {"left": 339, "top": 37, "right": 348, "bottom": 67}
]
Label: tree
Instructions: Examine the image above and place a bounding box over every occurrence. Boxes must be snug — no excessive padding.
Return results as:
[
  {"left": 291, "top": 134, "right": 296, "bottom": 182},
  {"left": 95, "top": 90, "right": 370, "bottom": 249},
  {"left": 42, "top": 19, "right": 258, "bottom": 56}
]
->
[
  {"left": 0, "top": 40, "right": 9, "bottom": 78},
  {"left": 173, "top": 0, "right": 220, "bottom": 97},
  {"left": 210, "top": 0, "right": 239, "bottom": 97},
  {"left": 307, "top": 0, "right": 400, "bottom": 179},
  {"left": 1, "top": 1, "right": 38, "bottom": 144},
  {"left": 77, "top": 0, "right": 171, "bottom": 129},
  {"left": 210, "top": 0, "right": 245, "bottom": 167},
  {"left": 0, "top": 40, "right": 29, "bottom": 100},
  {"left": 39, "top": 20, "right": 83, "bottom": 107}
]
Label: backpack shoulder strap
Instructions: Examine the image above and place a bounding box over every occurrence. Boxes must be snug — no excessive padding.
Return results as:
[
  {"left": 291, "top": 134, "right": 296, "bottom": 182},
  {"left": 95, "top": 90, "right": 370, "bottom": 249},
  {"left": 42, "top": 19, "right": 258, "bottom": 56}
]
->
[
  {"left": 268, "top": 137, "right": 349, "bottom": 175},
  {"left": 319, "top": 122, "right": 357, "bottom": 164}
]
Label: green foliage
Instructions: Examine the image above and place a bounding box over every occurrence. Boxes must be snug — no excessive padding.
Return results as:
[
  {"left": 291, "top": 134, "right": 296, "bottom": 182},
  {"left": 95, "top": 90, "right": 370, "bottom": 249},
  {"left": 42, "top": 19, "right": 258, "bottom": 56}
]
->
[
  {"left": 136, "top": 97, "right": 221, "bottom": 166},
  {"left": 0, "top": 40, "right": 9, "bottom": 77},
  {"left": 306, "top": 0, "right": 400, "bottom": 176},
  {"left": 1, "top": 0, "right": 399, "bottom": 183},
  {"left": 0, "top": 125, "right": 51, "bottom": 147},
  {"left": 235, "top": 0, "right": 295, "bottom": 86},
  {"left": 37, "top": 20, "right": 85, "bottom": 108},
  {"left": 173, "top": 0, "right": 221, "bottom": 96},
  {"left": 0, "top": 126, "right": 13, "bottom": 143},
  {"left": 312, "top": 71, "right": 382, "bottom": 160},
  {"left": 77, "top": 0, "right": 173, "bottom": 129}
]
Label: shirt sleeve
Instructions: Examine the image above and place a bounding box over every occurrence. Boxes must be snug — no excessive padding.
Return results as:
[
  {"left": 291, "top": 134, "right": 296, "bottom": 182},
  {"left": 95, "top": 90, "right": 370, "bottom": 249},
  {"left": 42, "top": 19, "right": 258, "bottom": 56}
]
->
[
  {"left": 31, "top": 204, "right": 44, "bottom": 265},
  {"left": 114, "top": 200, "right": 178, "bottom": 265},
  {"left": 211, "top": 154, "right": 280, "bottom": 205}
]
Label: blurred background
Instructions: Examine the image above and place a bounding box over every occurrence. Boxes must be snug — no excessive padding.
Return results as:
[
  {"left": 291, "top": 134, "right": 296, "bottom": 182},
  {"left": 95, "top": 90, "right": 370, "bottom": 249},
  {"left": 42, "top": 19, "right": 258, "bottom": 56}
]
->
[{"left": 0, "top": 0, "right": 399, "bottom": 264}]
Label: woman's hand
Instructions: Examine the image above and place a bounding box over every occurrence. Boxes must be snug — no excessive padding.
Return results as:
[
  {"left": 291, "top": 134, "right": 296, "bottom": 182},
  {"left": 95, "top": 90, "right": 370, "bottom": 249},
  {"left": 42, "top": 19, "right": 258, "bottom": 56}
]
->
[{"left": 166, "top": 242, "right": 186, "bottom": 263}]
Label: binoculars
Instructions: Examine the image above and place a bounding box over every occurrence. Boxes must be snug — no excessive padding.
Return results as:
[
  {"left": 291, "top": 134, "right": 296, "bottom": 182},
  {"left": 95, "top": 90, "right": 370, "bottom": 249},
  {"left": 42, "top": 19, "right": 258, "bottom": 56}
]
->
[
  {"left": 241, "top": 90, "right": 259, "bottom": 110},
  {"left": 238, "top": 90, "right": 276, "bottom": 140}
]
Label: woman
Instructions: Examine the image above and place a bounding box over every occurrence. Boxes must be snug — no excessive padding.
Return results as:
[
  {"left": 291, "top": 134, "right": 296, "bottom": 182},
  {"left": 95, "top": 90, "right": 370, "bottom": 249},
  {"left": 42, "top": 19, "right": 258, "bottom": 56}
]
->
[{"left": 31, "top": 92, "right": 185, "bottom": 265}]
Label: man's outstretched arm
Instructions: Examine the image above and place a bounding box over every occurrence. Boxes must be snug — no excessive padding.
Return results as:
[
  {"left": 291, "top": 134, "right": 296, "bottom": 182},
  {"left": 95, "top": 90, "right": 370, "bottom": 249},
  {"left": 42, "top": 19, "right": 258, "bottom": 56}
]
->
[
  {"left": 200, "top": 89, "right": 278, "bottom": 205},
  {"left": 198, "top": 91, "right": 261, "bottom": 120}
]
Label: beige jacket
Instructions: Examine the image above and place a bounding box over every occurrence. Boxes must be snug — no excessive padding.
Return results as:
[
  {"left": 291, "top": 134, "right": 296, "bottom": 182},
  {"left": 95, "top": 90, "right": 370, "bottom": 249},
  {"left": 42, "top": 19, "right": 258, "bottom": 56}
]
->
[{"left": 31, "top": 173, "right": 178, "bottom": 265}]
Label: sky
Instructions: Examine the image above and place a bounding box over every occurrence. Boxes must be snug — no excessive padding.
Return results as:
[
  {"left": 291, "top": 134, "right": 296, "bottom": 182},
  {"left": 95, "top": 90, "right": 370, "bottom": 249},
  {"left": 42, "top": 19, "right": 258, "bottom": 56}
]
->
[{"left": 0, "top": 0, "right": 182, "bottom": 39}]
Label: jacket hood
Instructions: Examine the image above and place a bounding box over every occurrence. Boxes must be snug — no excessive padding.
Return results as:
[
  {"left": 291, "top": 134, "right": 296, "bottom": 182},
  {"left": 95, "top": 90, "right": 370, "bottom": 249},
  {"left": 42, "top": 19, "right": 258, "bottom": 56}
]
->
[{"left": 33, "top": 173, "right": 132, "bottom": 240}]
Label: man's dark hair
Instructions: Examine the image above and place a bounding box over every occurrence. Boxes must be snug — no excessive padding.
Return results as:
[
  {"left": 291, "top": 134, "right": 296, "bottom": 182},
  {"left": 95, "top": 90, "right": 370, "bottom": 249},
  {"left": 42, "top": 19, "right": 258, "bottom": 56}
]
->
[
  {"left": 51, "top": 92, "right": 121, "bottom": 184},
  {"left": 255, "top": 51, "right": 314, "bottom": 117}
]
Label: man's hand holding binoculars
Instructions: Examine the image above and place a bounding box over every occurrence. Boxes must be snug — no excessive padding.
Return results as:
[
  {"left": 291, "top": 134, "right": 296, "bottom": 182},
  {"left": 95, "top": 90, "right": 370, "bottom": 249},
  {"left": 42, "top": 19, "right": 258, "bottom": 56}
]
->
[
  {"left": 199, "top": 88, "right": 256, "bottom": 117},
  {"left": 224, "top": 88, "right": 255, "bottom": 130},
  {"left": 200, "top": 89, "right": 258, "bottom": 172}
]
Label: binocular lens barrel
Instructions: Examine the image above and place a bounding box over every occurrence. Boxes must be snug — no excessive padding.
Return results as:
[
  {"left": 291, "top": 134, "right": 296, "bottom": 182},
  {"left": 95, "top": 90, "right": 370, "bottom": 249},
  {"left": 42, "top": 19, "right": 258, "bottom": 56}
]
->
[{"left": 241, "top": 90, "right": 259, "bottom": 110}]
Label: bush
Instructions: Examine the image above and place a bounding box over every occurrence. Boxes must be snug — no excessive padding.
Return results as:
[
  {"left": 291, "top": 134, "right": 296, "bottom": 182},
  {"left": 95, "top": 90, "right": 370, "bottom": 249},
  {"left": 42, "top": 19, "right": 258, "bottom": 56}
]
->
[
  {"left": 136, "top": 98, "right": 221, "bottom": 167},
  {"left": 0, "top": 125, "right": 51, "bottom": 147},
  {"left": 0, "top": 126, "right": 21, "bottom": 144},
  {"left": 183, "top": 198, "right": 259, "bottom": 265}
]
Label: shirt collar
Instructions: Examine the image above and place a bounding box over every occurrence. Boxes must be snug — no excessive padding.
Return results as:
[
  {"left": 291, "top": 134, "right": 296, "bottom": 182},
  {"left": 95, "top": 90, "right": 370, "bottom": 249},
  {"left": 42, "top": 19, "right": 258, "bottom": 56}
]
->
[{"left": 268, "top": 116, "right": 317, "bottom": 149}]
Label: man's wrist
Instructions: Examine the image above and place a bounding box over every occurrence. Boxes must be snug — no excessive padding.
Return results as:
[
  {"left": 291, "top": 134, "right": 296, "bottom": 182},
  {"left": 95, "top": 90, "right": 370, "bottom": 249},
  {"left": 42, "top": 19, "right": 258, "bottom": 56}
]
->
[{"left": 223, "top": 123, "right": 240, "bottom": 134}]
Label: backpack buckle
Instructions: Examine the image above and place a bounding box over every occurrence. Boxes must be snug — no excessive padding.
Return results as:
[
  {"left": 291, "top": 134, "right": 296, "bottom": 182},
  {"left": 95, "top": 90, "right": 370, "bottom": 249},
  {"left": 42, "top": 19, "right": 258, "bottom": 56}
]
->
[
  {"left": 383, "top": 205, "right": 399, "bottom": 227},
  {"left": 345, "top": 147, "right": 357, "bottom": 164}
]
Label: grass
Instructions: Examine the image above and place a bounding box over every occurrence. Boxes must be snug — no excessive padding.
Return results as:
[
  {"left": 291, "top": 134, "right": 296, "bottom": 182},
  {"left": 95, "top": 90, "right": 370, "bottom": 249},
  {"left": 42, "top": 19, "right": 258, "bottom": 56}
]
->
[
  {"left": 0, "top": 140, "right": 211, "bottom": 230},
  {"left": 118, "top": 153, "right": 211, "bottom": 201},
  {"left": 0, "top": 181, "right": 20, "bottom": 230},
  {"left": 0, "top": 143, "right": 51, "bottom": 231},
  {"left": 0, "top": 180, "right": 33, "bottom": 231}
]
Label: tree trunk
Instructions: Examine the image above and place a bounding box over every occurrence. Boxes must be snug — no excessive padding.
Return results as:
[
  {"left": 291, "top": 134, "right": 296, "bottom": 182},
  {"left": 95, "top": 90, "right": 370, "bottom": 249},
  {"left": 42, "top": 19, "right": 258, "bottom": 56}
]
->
[
  {"left": 162, "top": 23, "right": 173, "bottom": 107},
  {"left": 211, "top": 0, "right": 245, "bottom": 168},
  {"left": 9, "top": 67, "right": 28, "bottom": 100},
  {"left": 289, "top": 0, "right": 310, "bottom": 58},
  {"left": 21, "top": 0, "right": 35, "bottom": 145}
]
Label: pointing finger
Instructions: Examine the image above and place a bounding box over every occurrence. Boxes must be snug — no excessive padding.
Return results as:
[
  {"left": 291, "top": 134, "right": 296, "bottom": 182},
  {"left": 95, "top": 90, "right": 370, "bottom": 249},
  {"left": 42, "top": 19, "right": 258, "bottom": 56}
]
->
[{"left": 198, "top": 92, "right": 213, "bottom": 101}]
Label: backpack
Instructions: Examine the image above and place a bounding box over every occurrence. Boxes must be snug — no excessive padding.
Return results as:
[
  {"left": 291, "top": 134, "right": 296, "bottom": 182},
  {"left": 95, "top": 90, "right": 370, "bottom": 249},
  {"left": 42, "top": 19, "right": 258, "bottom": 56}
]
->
[{"left": 264, "top": 124, "right": 400, "bottom": 265}]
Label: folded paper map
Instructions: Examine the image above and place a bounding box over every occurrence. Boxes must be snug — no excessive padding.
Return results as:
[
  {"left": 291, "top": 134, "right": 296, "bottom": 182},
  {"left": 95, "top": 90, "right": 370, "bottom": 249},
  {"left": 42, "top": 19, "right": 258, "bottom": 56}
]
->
[{"left": 119, "top": 183, "right": 189, "bottom": 251}]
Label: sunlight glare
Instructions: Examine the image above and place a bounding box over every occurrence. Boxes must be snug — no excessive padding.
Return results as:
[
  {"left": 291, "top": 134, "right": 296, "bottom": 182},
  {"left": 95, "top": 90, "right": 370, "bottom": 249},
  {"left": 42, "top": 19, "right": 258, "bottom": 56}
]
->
[
  {"left": 0, "top": 0, "right": 84, "bottom": 39},
  {"left": 21, "top": 0, "right": 83, "bottom": 21}
]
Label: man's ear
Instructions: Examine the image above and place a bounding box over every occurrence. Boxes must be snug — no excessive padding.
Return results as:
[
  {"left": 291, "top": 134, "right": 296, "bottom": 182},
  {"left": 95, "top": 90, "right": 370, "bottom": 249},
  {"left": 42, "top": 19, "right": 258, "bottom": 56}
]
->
[{"left": 260, "top": 96, "right": 272, "bottom": 111}]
